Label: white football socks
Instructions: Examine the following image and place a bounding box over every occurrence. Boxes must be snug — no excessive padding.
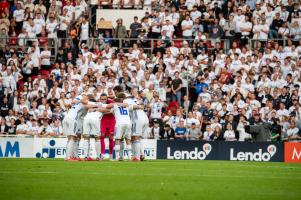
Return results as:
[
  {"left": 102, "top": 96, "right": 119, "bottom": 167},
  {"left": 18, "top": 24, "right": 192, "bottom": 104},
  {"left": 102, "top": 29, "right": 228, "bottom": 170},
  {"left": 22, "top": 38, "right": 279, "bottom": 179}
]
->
[
  {"left": 95, "top": 139, "right": 101, "bottom": 158},
  {"left": 126, "top": 144, "right": 132, "bottom": 160},
  {"left": 83, "top": 138, "right": 90, "bottom": 158},
  {"left": 73, "top": 140, "right": 79, "bottom": 158},
  {"left": 66, "top": 140, "right": 74, "bottom": 159},
  {"left": 132, "top": 141, "right": 140, "bottom": 159},
  {"left": 140, "top": 139, "right": 145, "bottom": 157},
  {"left": 120, "top": 141, "right": 124, "bottom": 159},
  {"left": 115, "top": 144, "right": 120, "bottom": 160}
]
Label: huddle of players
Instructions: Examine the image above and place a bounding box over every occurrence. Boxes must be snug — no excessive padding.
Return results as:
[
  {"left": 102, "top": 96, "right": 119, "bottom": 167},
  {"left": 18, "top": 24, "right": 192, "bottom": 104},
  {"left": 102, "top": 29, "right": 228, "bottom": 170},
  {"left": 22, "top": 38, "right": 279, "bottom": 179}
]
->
[{"left": 62, "top": 86, "right": 149, "bottom": 161}]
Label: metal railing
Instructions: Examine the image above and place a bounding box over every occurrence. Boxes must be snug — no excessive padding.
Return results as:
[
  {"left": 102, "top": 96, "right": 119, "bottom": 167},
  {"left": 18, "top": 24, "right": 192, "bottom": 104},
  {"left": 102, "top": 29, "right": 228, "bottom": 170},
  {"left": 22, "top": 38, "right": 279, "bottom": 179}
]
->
[
  {"left": 0, "top": 134, "right": 66, "bottom": 138},
  {"left": 3, "top": 36, "right": 299, "bottom": 61},
  {"left": 88, "top": 38, "right": 230, "bottom": 54},
  {"left": 90, "top": 2, "right": 149, "bottom": 9},
  {"left": 248, "top": 39, "right": 300, "bottom": 49},
  {"left": 0, "top": 36, "right": 58, "bottom": 62}
]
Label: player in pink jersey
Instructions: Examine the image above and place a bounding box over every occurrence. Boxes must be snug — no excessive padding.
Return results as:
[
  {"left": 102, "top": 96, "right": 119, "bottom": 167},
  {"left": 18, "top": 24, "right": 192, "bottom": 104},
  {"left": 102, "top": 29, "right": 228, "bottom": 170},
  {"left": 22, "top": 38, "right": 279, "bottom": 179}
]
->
[{"left": 99, "top": 93, "right": 115, "bottom": 159}]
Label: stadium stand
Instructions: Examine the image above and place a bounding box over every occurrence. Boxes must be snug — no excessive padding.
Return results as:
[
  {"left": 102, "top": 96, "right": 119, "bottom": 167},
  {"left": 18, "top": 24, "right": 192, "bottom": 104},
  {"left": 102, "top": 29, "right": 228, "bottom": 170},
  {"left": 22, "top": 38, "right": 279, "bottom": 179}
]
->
[{"left": 0, "top": 0, "right": 301, "bottom": 143}]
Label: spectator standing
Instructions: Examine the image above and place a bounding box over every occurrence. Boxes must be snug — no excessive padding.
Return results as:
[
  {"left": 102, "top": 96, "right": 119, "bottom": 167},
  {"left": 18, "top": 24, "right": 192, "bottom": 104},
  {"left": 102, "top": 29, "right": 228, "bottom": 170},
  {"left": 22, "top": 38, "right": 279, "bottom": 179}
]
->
[
  {"left": 13, "top": 2, "right": 24, "bottom": 33},
  {"left": 171, "top": 71, "right": 182, "bottom": 106},
  {"left": 149, "top": 94, "right": 166, "bottom": 126},
  {"left": 269, "top": 12, "right": 283, "bottom": 39},
  {"left": 78, "top": 15, "right": 91, "bottom": 46},
  {"left": 181, "top": 14, "right": 193, "bottom": 40},
  {"left": 114, "top": 18, "right": 128, "bottom": 42},
  {"left": 129, "top": 16, "right": 142, "bottom": 39}
]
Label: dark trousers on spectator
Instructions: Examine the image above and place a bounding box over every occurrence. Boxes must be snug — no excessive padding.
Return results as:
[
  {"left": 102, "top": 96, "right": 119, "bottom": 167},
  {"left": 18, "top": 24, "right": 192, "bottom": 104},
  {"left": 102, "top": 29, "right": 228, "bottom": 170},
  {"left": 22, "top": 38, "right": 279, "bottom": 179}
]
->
[
  {"left": 72, "top": 38, "right": 79, "bottom": 55},
  {"left": 15, "top": 21, "right": 23, "bottom": 34},
  {"left": 151, "top": 32, "right": 161, "bottom": 39},
  {"left": 240, "top": 35, "right": 249, "bottom": 47},
  {"left": 57, "top": 30, "right": 67, "bottom": 38},
  {"left": 41, "top": 65, "right": 51, "bottom": 71},
  {"left": 22, "top": 72, "right": 31, "bottom": 82},
  {"left": 234, "top": 32, "right": 241, "bottom": 42},
  {"left": 225, "top": 36, "right": 234, "bottom": 49},
  {"left": 268, "top": 29, "right": 278, "bottom": 39},
  {"left": 32, "top": 67, "right": 39, "bottom": 76}
]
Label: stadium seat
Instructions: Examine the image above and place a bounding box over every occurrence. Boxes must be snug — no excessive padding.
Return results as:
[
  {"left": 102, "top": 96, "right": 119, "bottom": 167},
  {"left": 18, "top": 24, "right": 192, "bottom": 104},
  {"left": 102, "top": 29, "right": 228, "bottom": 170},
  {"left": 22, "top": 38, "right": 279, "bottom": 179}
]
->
[
  {"left": 40, "top": 70, "right": 50, "bottom": 76},
  {"left": 31, "top": 76, "right": 38, "bottom": 82},
  {"left": 9, "top": 37, "right": 17, "bottom": 45},
  {"left": 167, "top": 101, "right": 178, "bottom": 115},
  {"left": 175, "top": 40, "right": 183, "bottom": 48}
]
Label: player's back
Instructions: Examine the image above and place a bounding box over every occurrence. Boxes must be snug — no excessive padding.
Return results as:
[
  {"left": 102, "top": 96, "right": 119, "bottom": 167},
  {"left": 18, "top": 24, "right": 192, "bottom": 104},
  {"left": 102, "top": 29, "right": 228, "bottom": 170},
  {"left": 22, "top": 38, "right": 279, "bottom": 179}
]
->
[
  {"left": 124, "top": 98, "right": 148, "bottom": 122},
  {"left": 85, "top": 102, "right": 105, "bottom": 119},
  {"left": 68, "top": 103, "right": 84, "bottom": 120},
  {"left": 113, "top": 104, "right": 131, "bottom": 125}
]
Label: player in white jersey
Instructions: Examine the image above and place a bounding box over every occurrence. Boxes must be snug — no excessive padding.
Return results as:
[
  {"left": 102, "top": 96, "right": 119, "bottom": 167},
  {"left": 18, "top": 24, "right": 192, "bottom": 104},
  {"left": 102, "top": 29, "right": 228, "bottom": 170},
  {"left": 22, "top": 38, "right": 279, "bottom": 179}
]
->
[
  {"left": 105, "top": 93, "right": 143, "bottom": 161},
  {"left": 124, "top": 88, "right": 149, "bottom": 161},
  {"left": 82, "top": 100, "right": 109, "bottom": 161},
  {"left": 62, "top": 94, "right": 98, "bottom": 161}
]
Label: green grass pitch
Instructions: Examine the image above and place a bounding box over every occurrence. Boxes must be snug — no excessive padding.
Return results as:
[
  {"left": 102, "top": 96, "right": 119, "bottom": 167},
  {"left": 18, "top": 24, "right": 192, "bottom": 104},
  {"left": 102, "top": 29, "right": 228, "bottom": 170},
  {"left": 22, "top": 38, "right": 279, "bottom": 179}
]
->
[{"left": 0, "top": 159, "right": 301, "bottom": 200}]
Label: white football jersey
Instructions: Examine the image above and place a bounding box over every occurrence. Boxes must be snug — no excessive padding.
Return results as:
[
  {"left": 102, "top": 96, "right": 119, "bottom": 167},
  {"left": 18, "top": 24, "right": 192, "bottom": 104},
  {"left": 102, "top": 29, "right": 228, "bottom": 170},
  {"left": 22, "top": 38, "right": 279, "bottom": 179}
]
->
[
  {"left": 85, "top": 103, "right": 107, "bottom": 119},
  {"left": 150, "top": 101, "right": 164, "bottom": 119},
  {"left": 112, "top": 104, "right": 131, "bottom": 125},
  {"left": 68, "top": 96, "right": 86, "bottom": 119},
  {"left": 124, "top": 98, "right": 148, "bottom": 122}
]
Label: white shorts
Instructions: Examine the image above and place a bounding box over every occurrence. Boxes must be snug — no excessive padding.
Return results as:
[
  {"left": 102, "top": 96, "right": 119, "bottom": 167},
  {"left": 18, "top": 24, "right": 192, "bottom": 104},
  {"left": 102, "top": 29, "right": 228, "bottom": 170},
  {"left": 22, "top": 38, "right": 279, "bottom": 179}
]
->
[
  {"left": 75, "top": 119, "right": 84, "bottom": 134},
  {"left": 83, "top": 117, "right": 100, "bottom": 136},
  {"left": 115, "top": 124, "right": 131, "bottom": 140},
  {"left": 132, "top": 120, "right": 149, "bottom": 137},
  {"left": 63, "top": 116, "right": 78, "bottom": 136}
]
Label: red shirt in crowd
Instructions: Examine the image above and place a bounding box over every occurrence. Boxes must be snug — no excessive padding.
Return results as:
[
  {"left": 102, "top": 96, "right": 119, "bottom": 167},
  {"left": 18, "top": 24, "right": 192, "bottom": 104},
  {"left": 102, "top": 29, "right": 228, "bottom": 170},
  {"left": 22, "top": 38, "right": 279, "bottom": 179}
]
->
[{"left": 0, "top": 0, "right": 10, "bottom": 15}]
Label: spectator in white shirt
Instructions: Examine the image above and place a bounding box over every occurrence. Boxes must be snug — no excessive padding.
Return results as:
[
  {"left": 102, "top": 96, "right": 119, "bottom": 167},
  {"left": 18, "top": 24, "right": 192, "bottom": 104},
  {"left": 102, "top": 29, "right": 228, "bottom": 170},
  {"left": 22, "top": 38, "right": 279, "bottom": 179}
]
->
[
  {"left": 286, "top": 121, "right": 301, "bottom": 142},
  {"left": 290, "top": 21, "right": 301, "bottom": 40},
  {"left": 233, "top": 8, "right": 245, "bottom": 39},
  {"left": 202, "top": 125, "right": 213, "bottom": 141},
  {"left": 46, "top": 119, "right": 63, "bottom": 136},
  {"left": 33, "top": 12, "right": 45, "bottom": 36},
  {"left": 74, "top": 0, "right": 85, "bottom": 20},
  {"left": 16, "top": 116, "right": 28, "bottom": 135},
  {"left": 223, "top": 123, "right": 237, "bottom": 141},
  {"left": 181, "top": 15, "right": 193, "bottom": 40},
  {"left": 38, "top": 119, "right": 52, "bottom": 136},
  {"left": 13, "top": 2, "right": 24, "bottom": 33},
  {"left": 58, "top": 9, "right": 70, "bottom": 39},
  {"left": 278, "top": 22, "right": 289, "bottom": 39},
  {"left": 26, "top": 118, "right": 40, "bottom": 136},
  {"left": 46, "top": 15, "right": 58, "bottom": 39},
  {"left": 240, "top": 15, "right": 252, "bottom": 46}
]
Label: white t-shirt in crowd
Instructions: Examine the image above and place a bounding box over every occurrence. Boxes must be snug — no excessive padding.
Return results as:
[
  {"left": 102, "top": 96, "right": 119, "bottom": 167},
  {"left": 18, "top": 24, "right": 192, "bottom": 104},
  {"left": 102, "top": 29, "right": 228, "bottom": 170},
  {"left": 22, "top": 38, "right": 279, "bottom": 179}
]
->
[{"left": 181, "top": 19, "right": 193, "bottom": 37}]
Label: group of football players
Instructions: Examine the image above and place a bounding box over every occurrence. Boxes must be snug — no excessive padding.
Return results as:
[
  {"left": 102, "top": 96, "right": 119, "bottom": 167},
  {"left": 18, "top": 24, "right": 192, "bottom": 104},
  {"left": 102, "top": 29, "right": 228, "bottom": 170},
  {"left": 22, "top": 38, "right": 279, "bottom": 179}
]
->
[{"left": 62, "top": 86, "right": 149, "bottom": 162}]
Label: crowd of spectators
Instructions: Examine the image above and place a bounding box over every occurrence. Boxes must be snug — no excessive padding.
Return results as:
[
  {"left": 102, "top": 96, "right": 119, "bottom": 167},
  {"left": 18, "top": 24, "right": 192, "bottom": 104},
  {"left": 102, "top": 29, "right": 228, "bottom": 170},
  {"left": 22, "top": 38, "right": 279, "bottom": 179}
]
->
[{"left": 0, "top": 0, "right": 301, "bottom": 143}]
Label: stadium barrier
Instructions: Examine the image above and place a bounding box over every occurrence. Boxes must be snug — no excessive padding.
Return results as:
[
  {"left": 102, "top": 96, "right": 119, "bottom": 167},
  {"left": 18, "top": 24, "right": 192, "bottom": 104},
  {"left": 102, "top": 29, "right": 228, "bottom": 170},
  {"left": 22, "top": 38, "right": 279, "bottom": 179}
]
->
[
  {"left": 0, "top": 137, "right": 157, "bottom": 159},
  {"left": 157, "top": 140, "right": 285, "bottom": 162},
  {"left": 1, "top": 136, "right": 300, "bottom": 162},
  {"left": 284, "top": 142, "right": 301, "bottom": 163}
]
